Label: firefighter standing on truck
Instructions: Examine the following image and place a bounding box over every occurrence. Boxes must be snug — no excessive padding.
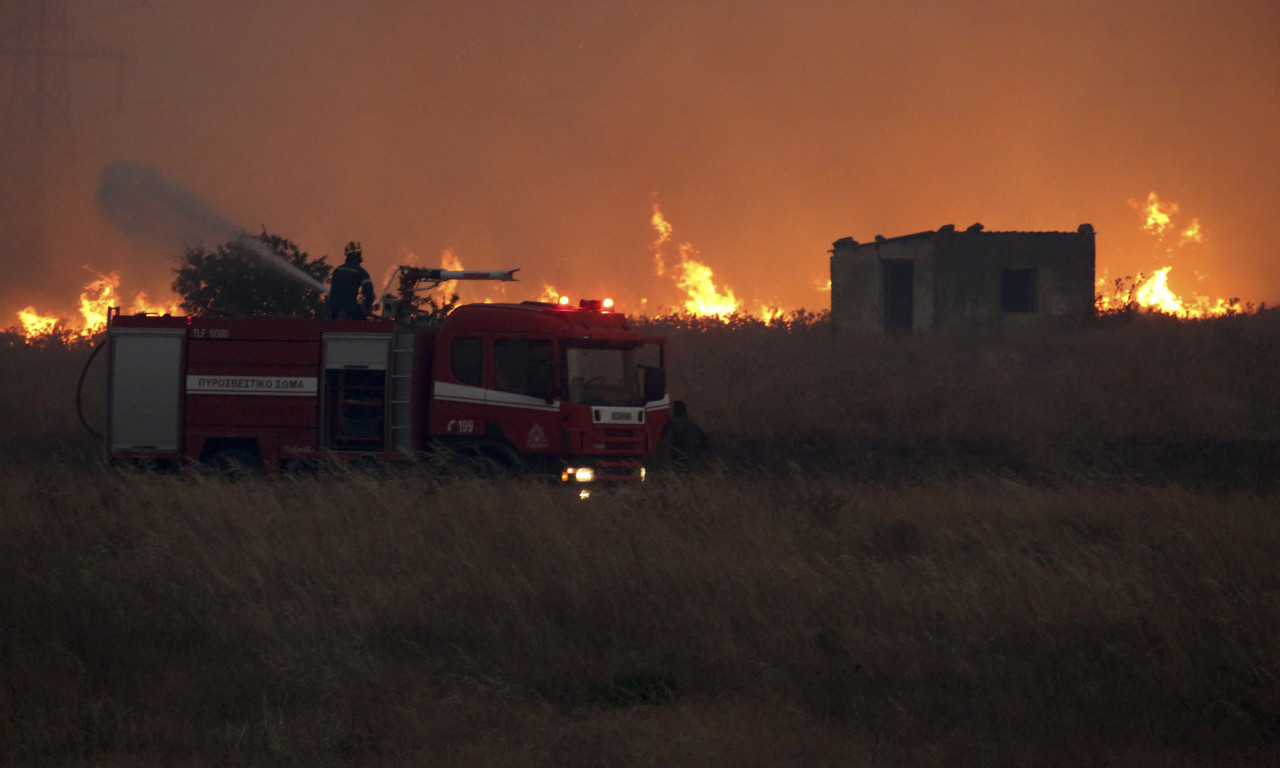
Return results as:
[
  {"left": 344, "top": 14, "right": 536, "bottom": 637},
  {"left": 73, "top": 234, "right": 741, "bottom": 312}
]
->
[{"left": 328, "top": 241, "right": 375, "bottom": 320}]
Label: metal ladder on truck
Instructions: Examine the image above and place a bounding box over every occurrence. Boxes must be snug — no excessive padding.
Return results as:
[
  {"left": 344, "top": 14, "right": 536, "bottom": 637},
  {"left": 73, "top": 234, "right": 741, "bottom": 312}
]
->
[
  {"left": 387, "top": 328, "right": 416, "bottom": 452},
  {"left": 380, "top": 265, "right": 517, "bottom": 453}
]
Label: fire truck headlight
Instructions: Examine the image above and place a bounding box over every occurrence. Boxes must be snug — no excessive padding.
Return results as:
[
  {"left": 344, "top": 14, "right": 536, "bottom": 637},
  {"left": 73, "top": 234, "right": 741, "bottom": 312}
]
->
[
  {"left": 560, "top": 466, "right": 595, "bottom": 483},
  {"left": 640, "top": 466, "right": 647, "bottom": 482}
]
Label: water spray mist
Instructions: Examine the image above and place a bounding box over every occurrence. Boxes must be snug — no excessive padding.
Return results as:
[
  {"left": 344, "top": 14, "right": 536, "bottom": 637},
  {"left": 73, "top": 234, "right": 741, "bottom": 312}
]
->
[{"left": 98, "top": 161, "right": 327, "bottom": 293}]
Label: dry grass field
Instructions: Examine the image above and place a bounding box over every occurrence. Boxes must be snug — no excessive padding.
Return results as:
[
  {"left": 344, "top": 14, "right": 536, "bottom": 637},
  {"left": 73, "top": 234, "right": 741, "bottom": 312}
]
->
[
  {"left": 1, "top": 311, "right": 1278, "bottom": 767},
  {"left": 649, "top": 310, "right": 1280, "bottom": 486}
]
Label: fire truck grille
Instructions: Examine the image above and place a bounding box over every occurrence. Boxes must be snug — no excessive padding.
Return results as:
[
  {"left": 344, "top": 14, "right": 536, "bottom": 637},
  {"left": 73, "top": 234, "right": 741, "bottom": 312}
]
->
[{"left": 592, "top": 427, "right": 646, "bottom": 454}]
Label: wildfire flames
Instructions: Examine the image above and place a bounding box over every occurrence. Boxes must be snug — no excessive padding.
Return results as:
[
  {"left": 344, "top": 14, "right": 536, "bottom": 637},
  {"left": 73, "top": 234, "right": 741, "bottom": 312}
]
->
[
  {"left": 13, "top": 269, "right": 180, "bottom": 341},
  {"left": 650, "top": 204, "right": 745, "bottom": 317},
  {"left": 536, "top": 283, "right": 570, "bottom": 305},
  {"left": 1096, "top": 191, "right": 1242, "bottom": 318},
  {"left": 12, "top": 191, "right": 1250, "bottom": 340},
  {"left": 1134, "top": 190, "right": 1204, "bottom": 248},
  {"left": 436, "top": 249, "right": 463, "bottom": 299},
  {"left": 648, "top": 204, "right": 799, "bottom": 320}
]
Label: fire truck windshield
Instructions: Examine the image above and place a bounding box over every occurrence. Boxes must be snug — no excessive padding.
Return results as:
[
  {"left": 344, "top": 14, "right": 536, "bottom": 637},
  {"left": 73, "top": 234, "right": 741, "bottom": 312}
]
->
[{"left": 565, "top": 344, "right": 644, "bottom": 405}]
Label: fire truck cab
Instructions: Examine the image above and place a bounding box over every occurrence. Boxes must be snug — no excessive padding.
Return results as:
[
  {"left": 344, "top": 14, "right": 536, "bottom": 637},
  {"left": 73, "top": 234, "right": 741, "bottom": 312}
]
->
[{"left": 106, "top": 298, "right": 671, "bottom": 485}]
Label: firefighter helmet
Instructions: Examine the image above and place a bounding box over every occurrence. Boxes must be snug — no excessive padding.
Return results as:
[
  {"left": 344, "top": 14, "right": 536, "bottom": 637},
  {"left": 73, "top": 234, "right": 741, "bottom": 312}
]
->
[{"left": 344, "top": 241, "right": 362, "bottom": 260}]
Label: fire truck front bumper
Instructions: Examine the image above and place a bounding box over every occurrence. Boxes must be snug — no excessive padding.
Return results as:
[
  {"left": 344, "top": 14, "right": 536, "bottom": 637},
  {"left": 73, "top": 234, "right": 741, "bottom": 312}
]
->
[{"left": 559, "top": 458, "right": 647, "bottom": 486}]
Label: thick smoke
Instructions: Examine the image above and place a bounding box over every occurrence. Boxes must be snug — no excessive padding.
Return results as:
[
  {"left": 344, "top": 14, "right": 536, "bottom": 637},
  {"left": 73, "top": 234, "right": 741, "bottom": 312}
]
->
[
  {"left": 97, "top": 162, "right": 327, "bottom": 293},
  {"left": 2, "top": 0, "right": 1276, "bottom": 320}
]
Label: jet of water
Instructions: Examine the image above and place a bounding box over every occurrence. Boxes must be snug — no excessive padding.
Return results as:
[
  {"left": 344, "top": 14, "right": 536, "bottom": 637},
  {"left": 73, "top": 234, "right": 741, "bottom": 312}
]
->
[{"left": 97, "top": 161, "right": 328, "bottom": 293}]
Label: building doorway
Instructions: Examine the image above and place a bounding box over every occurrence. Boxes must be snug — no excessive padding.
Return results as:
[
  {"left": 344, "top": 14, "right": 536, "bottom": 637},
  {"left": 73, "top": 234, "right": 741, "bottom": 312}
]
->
[{"left": 882, "top": 260, "right": 914, "bottom": 335}]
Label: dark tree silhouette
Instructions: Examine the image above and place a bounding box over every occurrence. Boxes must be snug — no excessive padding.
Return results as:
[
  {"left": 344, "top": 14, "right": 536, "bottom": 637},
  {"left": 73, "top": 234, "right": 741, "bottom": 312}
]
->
[{"left": 172, "top": 231, "right": 331, "bottom": 318}]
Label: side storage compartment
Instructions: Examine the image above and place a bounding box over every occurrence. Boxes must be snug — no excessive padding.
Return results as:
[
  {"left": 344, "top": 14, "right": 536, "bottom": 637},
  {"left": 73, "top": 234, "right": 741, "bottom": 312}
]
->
[
  {"left": 323, "top": 332, "right": 392, "bottom": 451},
  {"left": 108, "top": 325, "right": 186, "bottom": 455}
]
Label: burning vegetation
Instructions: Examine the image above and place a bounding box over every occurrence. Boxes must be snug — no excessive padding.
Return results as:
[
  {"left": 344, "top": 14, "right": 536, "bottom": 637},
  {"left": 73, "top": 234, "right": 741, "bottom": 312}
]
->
[
  {"left": 648, "top": 204, "right": 791, "bottom": 321},
  {"left": 649, "top": 204, "right": 741, "bottom": 317},
  {"left": 5, "top": 192, "right": 1262, "bottom": 344},
  {"left": 13, "top": 269, "right": 179, "bottom": 342},
  {"left": 1095, "top": 191, "right": 1246, "bottom": 318}
]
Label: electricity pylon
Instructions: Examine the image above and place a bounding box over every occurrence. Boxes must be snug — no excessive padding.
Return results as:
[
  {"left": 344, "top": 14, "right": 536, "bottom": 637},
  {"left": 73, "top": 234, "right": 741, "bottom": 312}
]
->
[{"left": 0, "top": 0, "right": 121, "bottom": 257}]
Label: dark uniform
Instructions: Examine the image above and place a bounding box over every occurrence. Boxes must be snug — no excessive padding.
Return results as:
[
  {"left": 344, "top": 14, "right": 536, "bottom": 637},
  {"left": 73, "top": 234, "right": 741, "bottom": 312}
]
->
[
  {"left": 668, "top": 399, "right": 709, "bottom": 463},
  {"left": 328, "top": 241, "right": 375, "bottom": 320}
]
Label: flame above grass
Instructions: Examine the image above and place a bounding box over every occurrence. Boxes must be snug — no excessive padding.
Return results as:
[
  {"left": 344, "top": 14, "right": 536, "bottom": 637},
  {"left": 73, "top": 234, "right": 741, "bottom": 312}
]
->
[
  {"left": 13, "top": 269, "right": 181, "bottom": 341},
  {"left": 650, "top": 204, "right": 742, "bottom": 318},
  {"left": 1098, "top": 192, "right": 1242, "bottom": 318}
]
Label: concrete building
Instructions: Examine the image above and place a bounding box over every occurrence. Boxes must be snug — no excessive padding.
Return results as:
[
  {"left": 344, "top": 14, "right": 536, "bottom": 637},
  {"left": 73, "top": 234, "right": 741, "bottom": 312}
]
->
[{"left": 829, "top": 223, "right": 1096, "bottom": 334}]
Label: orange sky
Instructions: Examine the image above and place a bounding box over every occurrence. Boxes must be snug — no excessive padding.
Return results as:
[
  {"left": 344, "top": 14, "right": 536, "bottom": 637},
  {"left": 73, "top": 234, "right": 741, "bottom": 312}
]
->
[{"left": 3, "top": 0, "right": 1278, "bottom": 319}]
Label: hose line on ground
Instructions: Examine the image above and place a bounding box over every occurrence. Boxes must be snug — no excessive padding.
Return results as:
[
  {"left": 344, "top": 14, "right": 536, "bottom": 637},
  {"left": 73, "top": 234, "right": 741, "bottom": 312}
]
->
[{"left": 77, "top": 333, "right": 107, "bottom": 441}]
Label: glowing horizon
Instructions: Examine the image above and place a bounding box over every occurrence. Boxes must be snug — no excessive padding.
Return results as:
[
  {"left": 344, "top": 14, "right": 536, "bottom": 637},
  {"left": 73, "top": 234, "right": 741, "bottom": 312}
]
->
[
  {"left": 3, "top": 2, "right": 1277, "bottom": 327},
  {"left": 9, "top": 190, "right": 1258, "bottom": 340}
]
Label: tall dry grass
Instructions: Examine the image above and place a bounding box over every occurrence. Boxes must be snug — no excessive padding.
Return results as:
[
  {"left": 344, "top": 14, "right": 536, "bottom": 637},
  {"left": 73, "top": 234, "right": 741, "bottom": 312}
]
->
[
  {"left": 647, "top": 309, "right": 1280, "bottom": 485},
  {"left": 2, "top": 463, "right": 1278, "bottom": 767},
  {"left": 0, "top": 332, "right": 107, "bottom": 462},
  {"left": 2, "top": 314, "right": 1279, "bottom": 766},
  {"left": 4, "top": 310, "right": 1279, "bottom": 480}
]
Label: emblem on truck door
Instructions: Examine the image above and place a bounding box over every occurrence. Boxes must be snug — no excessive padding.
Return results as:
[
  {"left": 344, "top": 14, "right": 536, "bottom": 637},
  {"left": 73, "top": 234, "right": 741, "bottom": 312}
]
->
[{"left": 526, "top": 423, "right": 549, "bottom": 450}]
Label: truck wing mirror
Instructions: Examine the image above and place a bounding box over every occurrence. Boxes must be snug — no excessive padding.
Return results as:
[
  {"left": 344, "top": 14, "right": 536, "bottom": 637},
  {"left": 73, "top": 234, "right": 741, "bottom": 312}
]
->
[{"left": 642, "top": 366, "right": 666, "bottom": 402}]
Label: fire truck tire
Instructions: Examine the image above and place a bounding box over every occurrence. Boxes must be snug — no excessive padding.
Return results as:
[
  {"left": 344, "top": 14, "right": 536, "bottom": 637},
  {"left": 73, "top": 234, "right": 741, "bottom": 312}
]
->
[
  {"left": 207, "top": 447, "right": 263, "bottom": 477},
  {"left": 444, "top": 441, "right": 520, "bottom": 476},
  {"left": 471, "top": 447, "right": 519, "bottom": 475}
]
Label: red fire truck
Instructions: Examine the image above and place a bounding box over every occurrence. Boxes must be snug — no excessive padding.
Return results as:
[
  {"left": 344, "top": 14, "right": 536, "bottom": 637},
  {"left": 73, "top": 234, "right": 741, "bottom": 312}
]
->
[{"left": 105, "top": 268, "right": 671, "bottom": 487}]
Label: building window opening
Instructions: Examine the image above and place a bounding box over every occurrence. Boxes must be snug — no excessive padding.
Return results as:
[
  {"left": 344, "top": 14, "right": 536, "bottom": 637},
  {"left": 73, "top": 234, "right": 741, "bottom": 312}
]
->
[
  {"left": 882, "top": 260, "right": 914, "bottom": 335},
  {"left": 1001, "top": 268, "right": 1038, "bottom": 313}
]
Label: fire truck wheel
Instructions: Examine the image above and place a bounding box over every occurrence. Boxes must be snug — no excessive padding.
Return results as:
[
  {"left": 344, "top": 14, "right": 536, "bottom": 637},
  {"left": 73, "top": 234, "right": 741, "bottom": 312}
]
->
[
  {"left": 457, "top": 445, "right": 520, "bottom": 477},
  {"left": 208, "top": 447, "right": 263, "bottom": 478}
]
